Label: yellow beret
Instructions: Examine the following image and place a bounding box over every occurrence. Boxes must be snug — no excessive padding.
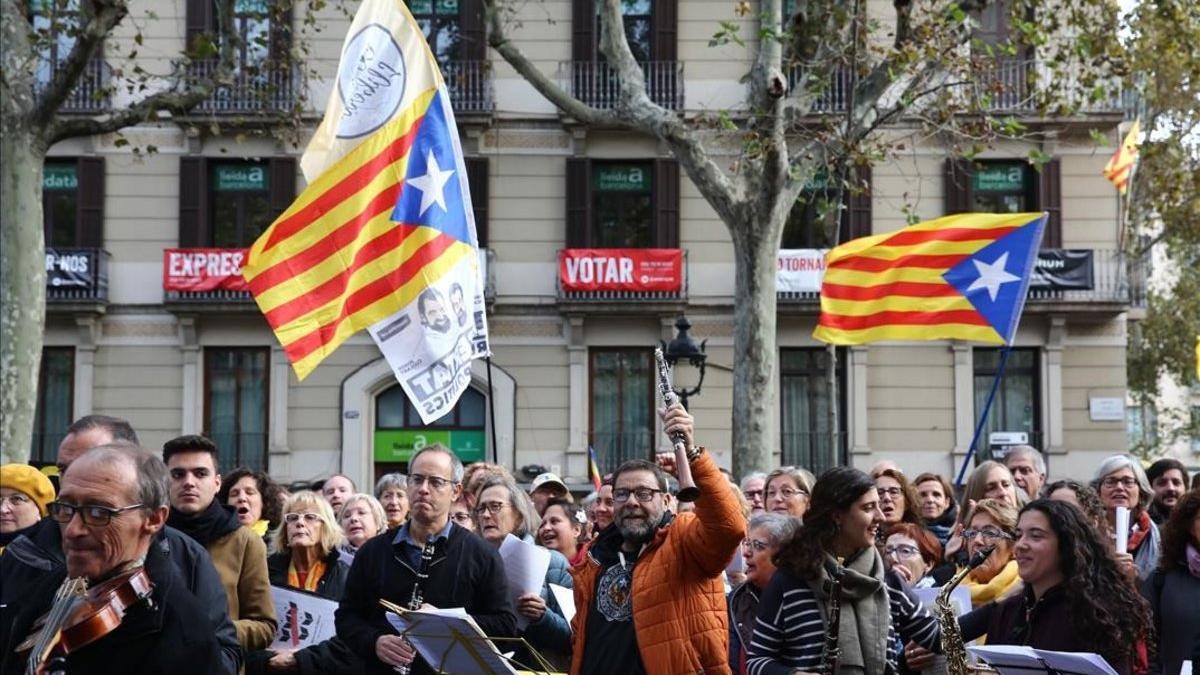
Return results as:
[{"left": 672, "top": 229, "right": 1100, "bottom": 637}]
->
[{"left": 0, "top": 464, "right": 56, "bottom": 516}]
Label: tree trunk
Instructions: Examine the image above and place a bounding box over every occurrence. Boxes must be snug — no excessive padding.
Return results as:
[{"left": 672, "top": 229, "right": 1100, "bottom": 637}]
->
[
  {"left": 730, "top": 221, "right": 781, "bottom": 478},
  {"left": 0, "top": 127, "right": 47, "bottom": 464}
]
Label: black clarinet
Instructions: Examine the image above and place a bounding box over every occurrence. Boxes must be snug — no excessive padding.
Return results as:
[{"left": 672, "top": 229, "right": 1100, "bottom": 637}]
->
[
  {"left": 397, "top": 536, "right": 437, "bottom": 675},
  {"left": 821, "top": 562, "right": 846, "bottom": 675}
]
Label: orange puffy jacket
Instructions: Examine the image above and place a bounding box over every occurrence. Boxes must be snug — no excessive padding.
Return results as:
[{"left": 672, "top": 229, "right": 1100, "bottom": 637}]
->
[{"left": 569, "top": 452, "right": 746, "bottom": 675}]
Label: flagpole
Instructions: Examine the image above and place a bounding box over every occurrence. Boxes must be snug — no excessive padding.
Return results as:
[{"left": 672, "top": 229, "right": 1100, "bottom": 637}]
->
[
  {"left": 954, "top": 344, "right": 1013, "bottom": 487},
  {"left": 485, "top": 356, "right": 498, "bottom": 466}
]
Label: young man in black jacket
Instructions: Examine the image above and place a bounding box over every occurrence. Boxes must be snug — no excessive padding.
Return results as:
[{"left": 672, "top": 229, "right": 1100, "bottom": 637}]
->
[{"left": 335, "top": 444, "right": 516, "bottom": 675}]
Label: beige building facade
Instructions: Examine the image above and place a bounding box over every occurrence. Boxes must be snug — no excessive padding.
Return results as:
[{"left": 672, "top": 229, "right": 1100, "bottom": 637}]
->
[{"left": 32, "top": 0, "right": 1141, "bottom": 489}]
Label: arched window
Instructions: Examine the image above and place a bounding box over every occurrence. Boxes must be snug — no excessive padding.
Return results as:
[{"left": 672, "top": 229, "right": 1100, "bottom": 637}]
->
[{"left": 373, "top": 385, "right": 487, "bottom": 478}]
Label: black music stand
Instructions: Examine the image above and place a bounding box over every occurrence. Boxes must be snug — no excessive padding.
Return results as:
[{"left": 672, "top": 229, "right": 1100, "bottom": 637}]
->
[{"left": 967, "top": 645, "right": 1119, "bottom": 675}]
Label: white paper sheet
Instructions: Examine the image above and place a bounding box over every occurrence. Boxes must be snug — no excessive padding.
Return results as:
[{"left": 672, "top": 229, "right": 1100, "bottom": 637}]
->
[
  {"left": 269, "top": 585, "right": 339, "bottom": 650},
  {"left": 386, "top": 608, "right": 518, "bottom": 674},
  {"left": 548, "top": 583, "right": 576, "bottom": 625},
  {"left": 1115, "top": 506, "right": 1130, "bottom": 553},
  {"left": 498, "top": 534, "right": 551, "bottom": 631}
]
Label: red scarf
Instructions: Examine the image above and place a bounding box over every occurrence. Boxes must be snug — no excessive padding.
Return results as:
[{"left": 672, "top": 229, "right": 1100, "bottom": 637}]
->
[{"left": 1126, "top": 509, "right": 1152, "bottom": 553}]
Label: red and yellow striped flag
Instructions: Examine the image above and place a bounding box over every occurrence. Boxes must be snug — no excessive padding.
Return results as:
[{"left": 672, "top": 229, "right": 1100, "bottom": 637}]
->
[
  {"left": 242, "top": 0, "right": 488, "bottom": 397},
  {"left": 1103, "top": 119, "right": 1140, "bottom": 194},
  {"left": 814, "top": 212, "right": 1046, "bottom": 346}
]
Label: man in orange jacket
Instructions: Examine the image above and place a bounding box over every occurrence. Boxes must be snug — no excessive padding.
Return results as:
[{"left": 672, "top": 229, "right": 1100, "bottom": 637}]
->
[{"left": 571, "top": 403, "right": 746, "bottom": 675}]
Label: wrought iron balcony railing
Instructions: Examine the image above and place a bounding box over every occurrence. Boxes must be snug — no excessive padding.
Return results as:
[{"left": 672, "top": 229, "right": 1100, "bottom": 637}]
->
[
  {"left": 46, "top": 247, "right": 109, "bottom": 304},
  {"left": 563, "top": 60, "right": 684, "bottom": 111},
  {"left": 443, "top": 60, "right": 494, "bottom": 114},
  {"left": 188, "top": 59, "right": 297, "bottom": 114}
]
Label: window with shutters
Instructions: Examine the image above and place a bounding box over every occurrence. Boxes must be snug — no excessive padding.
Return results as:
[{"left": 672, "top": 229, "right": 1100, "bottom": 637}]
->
[
  {"left": 781, "top": 167, "right": 872, "bottom": 249},
  {"left": 465, "top": 157, "right": 489, "bottom": 247},
  {"left": 589, "top": 348, "right": 654, "bottom": 473},
  {"left": 42, "top": 158, "right": 104, "bottom": 248},
  {"left": 566, "top": 158, "right": 679, "bottom": 249},
  {"left": 178, "top": 157, "right": 295, "bottom": 248},
  {"left": 780, "top": 348, "right": 846, "bottom": 476},
  {"left": 944, "top": 158, "right": 1062, "bottom": 248},
  {"left": 31, "top": 347, "right": 74, "bottom": 463},
  {"left": 971, "top": 1, "right": 1035, "bottom": 111},
  {"left": 570, "top": 0, "right": 680, "bottom": 109},
  {"left": 205, "top": 347, "right": 269, "bottom": 472},
  {"left": 30, "top": 0, "right": 108, "bottom": 112},
  {"left": 186, "top": 0, "right": 294, "bottom": 113},
  {"left": 973, "top": 347, "right": 1041, "bottom": 461}
]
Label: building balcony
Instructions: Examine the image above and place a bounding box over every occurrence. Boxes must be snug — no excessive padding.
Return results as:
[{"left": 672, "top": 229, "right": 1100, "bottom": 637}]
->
[
  {"left": 556, "top": 248, "right": 687, "bottom": 308},
  {"left": 46, "top": 247, "right": 109, "bottom": 311},
  {"left": 562, "top": 61, "right": 684, "bottom": 111},
  {"left": 443, "top": 60, "right": 494, "bottom": 115},
  {"left": 162, "top": 248, "right": 256, "bottom": 311},
  {"left": 188, "top": 60, "right": 297, "bottom": 115},
  {"left": 56, "top": 58, "right": 111, "bottom": 114}
]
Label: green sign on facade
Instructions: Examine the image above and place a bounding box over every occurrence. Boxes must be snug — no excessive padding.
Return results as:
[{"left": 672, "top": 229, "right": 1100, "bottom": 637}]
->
[
  {"left": 373, "top": 429, "right": 486, "bottom": 463},
  {"left": 43, "top": 165, "right": 78, "bottom": 191},
  {"left": 407, "top": 0, "right": 459, "bottom": 13},
  {"left": 213, "top": 164, "right": 268, "bottom": 191},
  {"left": 973, "top": 165, "right": 1026, "bottom": 193},
  {"left": 594, "top": 164, "right": 650, "bottom": 193}
]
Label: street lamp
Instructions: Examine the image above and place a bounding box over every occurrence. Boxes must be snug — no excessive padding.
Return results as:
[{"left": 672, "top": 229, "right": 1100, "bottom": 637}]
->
[{"left": 660, "top": 315, "right": 707, "bottom": 409}]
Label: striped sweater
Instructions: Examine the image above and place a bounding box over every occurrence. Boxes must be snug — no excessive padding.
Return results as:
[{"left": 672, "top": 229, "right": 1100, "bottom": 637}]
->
[{"left": 746, "top": 568, "right": 940, "bottom": 675}]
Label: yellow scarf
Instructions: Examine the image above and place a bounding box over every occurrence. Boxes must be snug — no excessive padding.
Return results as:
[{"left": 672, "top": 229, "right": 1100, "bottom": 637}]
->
[
  {"left": 962, "top": 559, "right": 1020, "bottom": 607},
  {"left": 250, "top": 519, "right": 269, "bottom": 538},
  {"left": 287, "top": 558, "right": 327, "bottom": 592}
]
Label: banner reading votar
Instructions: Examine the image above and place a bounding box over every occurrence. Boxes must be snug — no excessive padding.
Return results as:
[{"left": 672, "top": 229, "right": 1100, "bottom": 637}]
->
[
  {"left": 559, "top": 248, "right": 683, "bottom": 292},
  {"left": 776, "top": 249, "right": 827, "bottom": 293}
]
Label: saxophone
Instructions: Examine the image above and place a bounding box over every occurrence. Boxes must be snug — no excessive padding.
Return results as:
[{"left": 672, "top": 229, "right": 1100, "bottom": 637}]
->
[
  {"left": 936, "top": 544, "right": 996, "bottom": 675},
  {"left": 820, "top": 561, "right": 846, "bottom": 675}
]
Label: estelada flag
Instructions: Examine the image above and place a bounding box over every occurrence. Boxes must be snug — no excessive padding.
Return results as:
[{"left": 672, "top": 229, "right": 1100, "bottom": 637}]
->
[
  {"left": 587, "top": 446, "right": 603, "bottom": 492},
  {"left": 1103, "top": 119, "right": 1140, "bottom": 194},
  {"left": 813, "top": 212, "right": 1046, "bottom": 346},
  {"left": 242, "top": 0, "right": 489, "bottom": 424}
]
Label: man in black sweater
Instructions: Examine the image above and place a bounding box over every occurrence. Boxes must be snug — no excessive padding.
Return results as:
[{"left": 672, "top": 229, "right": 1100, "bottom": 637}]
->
[{"left": 336, "top": 444, "right": 516, "bottom": 675}]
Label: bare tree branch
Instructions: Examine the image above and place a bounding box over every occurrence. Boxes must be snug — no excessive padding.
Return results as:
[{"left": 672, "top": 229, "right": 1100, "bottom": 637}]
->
[{"left": 42, "top": 0, "right": 241, "bottom": 145}]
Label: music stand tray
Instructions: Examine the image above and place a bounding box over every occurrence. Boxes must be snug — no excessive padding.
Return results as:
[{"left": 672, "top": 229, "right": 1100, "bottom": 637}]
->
[
  {"left": 382, "top": 602, "right": 560, "bottom": 675},
  {"left": 967, "top": 645, "right": 1119, "bottom": 675}
]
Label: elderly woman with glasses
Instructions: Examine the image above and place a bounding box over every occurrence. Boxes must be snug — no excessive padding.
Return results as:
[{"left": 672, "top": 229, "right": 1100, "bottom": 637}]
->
[
  {"left": 373, "top": 473, "right": 409, "bottom": 530},
  {"left": 0, "top": 464, "right": 55, "bottom": 555},
  {"left": 250, "top": 491, "right": 360, "bottom": 674},
  {"left": 763, "top": 466, "right": 815, "bottom": 519},
  {"left": 728, "top": 513, "right": 798, "bottom": 675},
  {"left": 473, "top": 476, "right": 573, "bottom": 670},
  {"left": 1093, "top": 454, "right": 1160, "bottom": 583},
  {"left": 882, "top": 522, "right": 952, "bottom": 589},
  {"left": 958, "top": 498, "right": 1020, "bottom": 608}
]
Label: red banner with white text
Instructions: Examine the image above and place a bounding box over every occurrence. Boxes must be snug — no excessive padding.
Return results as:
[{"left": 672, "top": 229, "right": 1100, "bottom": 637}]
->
[
  {"left": 163, "top": 248, "right": 250, "bottom": 291},
  {"left": 558, "top": 248, "right": 683, "bottom": 292}
]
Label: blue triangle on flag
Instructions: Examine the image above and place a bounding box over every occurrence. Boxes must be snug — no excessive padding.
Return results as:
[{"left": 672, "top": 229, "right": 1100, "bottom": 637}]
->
[
  {"left": 942, "top": 214, "right": 1046, "bottom": 344},
  {"left": 391, "top": 89, "right": 472, "bottom": 244}
]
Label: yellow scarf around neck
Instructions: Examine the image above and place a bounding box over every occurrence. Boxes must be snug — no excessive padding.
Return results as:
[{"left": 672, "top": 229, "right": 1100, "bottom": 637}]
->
[
  {"left": 287, "top": 557, "right": 327, "bottom": 592},
  {"left": 963, "top": 559, "right": 1020, "bottom": 607}
]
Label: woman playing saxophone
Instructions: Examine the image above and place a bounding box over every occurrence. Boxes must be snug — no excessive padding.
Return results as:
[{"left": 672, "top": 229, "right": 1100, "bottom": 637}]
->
[{"left": 746, "top": 467, "right": 941, "bottom": 675}]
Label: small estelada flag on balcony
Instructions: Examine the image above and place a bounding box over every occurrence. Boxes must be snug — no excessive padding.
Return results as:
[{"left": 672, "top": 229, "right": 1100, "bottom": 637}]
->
[
  {"left": 813, "top": 212, "right": 1046, "bottom": 346},
  {"left": 241, "top": 0, "right": 489, "bottom": 424},
  {"left": 1102, "top": 119, "right": 1141, "bottom": 194}
]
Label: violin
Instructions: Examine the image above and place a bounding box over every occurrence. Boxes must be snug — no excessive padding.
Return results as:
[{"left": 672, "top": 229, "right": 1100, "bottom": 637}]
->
[{"left": 18, "top": 564, "right": 155, "bottom": 675}]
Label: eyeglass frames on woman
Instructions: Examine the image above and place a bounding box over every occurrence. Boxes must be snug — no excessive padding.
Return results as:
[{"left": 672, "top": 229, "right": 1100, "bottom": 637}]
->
[
  {"left": 884, "top": 544, "right": 921, "bottom": 559},
  {"left": 473, "top": 501, "right": 509, "bottom": 515},
  {"left": 962, "top": 527, "right": 1012, "bottom": 542},
  {"left": 283, "top": 512, "right": 323, "bottom": 524},
  {"left": 48, "top": 501, "right": 145, "bottom": 527}
]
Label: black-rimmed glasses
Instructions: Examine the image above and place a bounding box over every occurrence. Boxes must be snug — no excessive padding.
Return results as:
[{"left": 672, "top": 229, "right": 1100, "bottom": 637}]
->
[
  {"left": 48, "top": 501, "right": 145, "bottom": 526},
  {"left": 407, "top": 474, "right": 456, "bottom": 491},
  {"left": 613, "top": 487, "right": 663, "bottom": 503}
]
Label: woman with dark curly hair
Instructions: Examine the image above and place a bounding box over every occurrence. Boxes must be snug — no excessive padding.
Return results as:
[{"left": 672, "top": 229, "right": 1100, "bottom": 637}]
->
[
  {"left": 1043, "top": 478, "right": 1110, "bottom": 537},
  {"left": 959, "top": 499, "right": 1151, "bottom": 674},
  {"left": 218, "top": 467, "right": 285, "bottom": 541},
  {"left": 746, "top": 467, "right": 940, "bottom": 675},
  {"left": 1143, "top": 489, "right": 1200, "bottom": 675}
]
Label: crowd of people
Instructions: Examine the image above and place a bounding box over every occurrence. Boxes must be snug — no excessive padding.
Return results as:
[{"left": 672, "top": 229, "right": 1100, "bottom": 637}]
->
[{"left": 1, "top": 411, "right": 1199, "bottom": 674}]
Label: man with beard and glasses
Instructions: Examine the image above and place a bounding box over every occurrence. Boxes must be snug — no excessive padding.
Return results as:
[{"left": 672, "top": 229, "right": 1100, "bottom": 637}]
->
[
  {"left": 570, "top": 403, "right": 745, "bottom": 675},
  {"left": 163, "top": 435, "right": 277, "bottom": 653}
]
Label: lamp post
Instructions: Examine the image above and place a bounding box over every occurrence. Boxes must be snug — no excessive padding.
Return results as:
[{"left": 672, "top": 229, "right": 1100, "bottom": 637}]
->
[{"left": 660, "top": 315, "right": 707, "bottom": 409}]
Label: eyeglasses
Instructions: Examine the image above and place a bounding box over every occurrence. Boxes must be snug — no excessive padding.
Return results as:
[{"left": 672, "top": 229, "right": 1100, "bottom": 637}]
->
[
  {"left": 613, "top": 487, "right": 663, "bottom": 503},
  {"left": 743, "top": 538, "right": 771, "bottom": 553},
  {"left": 1101, "top": 477, "right": 1138, "bottom": 490},
  {"left": 767, "top": 487, "right": 809, "bottom": 500},
  {"left": 284, "top": 512, "right": 323, "bottom": 524},
  {"left": 3, "top": 493, "right": 34, "bottom": 508},
  {"left": 963, "top": 527, "right": 1012, "bottom": 542},
  {"left": 48, "top": 501, "right": 145, "bottom": 527},
  {"left": 407, "top": 474, "right": 456, "bottom": 491},
  {"left": 743, "top": 490, "right": 764, "bottom": 500},
  {"left": 450, "top": 512, "right": 472, "bottom": 523},
  {"left": 884, "top": 544, "right": 921, "bottom": 559},
  {"left": 876, "top": 487, "right": 903, "bottom": 498},
  {"left": 473, "top": 501, "right": 508, "bottom": 515}
]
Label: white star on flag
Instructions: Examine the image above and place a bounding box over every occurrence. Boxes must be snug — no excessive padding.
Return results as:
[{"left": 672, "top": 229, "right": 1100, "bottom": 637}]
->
[
  {"left": 406, "top": 151, "right": 455, "bottom": 216},
  {"left": 966, "top": 252, "right": 1021, "bottom": 301}
]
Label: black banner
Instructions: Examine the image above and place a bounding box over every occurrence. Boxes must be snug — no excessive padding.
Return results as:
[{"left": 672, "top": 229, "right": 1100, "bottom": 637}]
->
[
  {"left": 45, "top": 248, "right": 97, "bottom": 290},
  {"left": 1030, "top": 249, "right": 1093, "bottom": 290}
]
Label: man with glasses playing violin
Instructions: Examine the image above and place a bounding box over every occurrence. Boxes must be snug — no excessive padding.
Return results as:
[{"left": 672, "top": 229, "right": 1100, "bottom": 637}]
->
[
  {"left": 335, "top": 444, "right": 515, "bottom": 675},
  {"left": 0, "top": 445, "right": 222, "bottom": 674},
  {"left": 571, "top": 403, "right": 745, "bottom": 675}
]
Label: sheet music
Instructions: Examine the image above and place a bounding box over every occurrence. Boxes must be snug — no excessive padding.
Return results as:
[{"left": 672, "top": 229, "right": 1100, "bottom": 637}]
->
[
  {"left": 548, "top": 583, "right": 576, "bottom": 625},
  {"left": 498, "top": 534, "right": 551, "bottom": 631},
  {"left": 386, "top": 608, "right": 519, "bottom": 675},
  {"left": 968, "top": 645, "right": 1119, "bottom": 675}
]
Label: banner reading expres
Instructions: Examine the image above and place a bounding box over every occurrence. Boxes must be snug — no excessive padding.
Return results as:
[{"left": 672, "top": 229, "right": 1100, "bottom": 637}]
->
[{"left": 163, "top": 248, "right": 249, "bottom": 292}]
